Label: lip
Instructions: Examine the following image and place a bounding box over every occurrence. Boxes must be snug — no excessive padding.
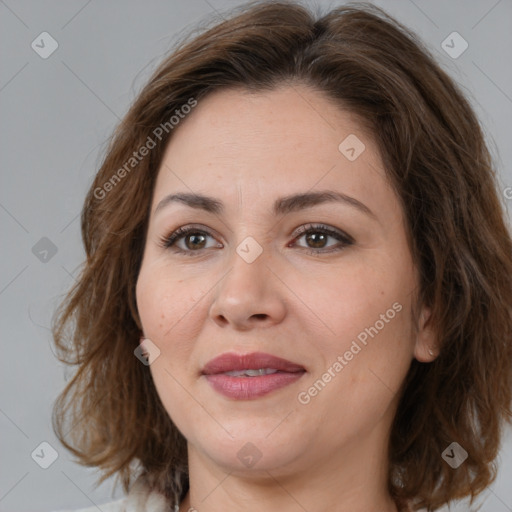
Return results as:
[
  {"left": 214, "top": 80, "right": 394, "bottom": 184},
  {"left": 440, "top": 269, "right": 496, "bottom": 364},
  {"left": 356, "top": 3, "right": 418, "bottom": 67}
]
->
[{"left": 202, "top": 352, "right": 306, "bottom": 400}]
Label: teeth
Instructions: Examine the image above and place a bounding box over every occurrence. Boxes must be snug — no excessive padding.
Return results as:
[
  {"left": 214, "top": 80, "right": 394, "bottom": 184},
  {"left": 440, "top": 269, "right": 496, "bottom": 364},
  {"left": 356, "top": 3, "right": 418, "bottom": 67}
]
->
[{"left": 224, "top": 368, "right": 279, "bottom": 377}]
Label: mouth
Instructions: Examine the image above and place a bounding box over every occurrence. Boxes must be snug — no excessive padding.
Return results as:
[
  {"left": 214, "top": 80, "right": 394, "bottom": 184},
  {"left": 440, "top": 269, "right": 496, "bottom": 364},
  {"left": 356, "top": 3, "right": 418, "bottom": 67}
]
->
[{"left": 201, "top": 352, "right": 306, "bottom": 400}]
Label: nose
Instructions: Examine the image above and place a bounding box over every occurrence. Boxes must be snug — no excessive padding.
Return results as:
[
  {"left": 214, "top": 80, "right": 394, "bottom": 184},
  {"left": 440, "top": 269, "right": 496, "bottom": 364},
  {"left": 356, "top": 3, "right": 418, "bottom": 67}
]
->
[{"left": 208, "top": 246, "right": 287, "bottom": 331}]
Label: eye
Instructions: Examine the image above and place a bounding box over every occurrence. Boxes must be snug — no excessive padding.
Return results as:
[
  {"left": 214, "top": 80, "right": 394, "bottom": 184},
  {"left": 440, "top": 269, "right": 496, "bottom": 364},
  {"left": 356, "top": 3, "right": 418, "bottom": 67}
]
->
[
  {"left": 290, "top": 223, "right": 354, "bottom": 254},
  {"left": 159, "top": 225, "right": 222, "bottom": 255},
  {"left": 159, "top": 223, "right": 354, "bottom": 256}
]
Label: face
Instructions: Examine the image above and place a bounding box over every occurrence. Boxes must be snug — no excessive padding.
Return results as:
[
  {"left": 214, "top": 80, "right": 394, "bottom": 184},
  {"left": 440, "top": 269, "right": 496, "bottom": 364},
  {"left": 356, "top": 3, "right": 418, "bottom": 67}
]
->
[{"left": 135, "top": 84, "right": 435, "bottom": 477}]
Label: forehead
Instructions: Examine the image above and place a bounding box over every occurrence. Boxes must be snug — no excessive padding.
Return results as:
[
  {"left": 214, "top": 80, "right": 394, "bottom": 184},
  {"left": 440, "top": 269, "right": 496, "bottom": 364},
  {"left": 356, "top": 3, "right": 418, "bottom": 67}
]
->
[{"left": 152, "top": 85, "right": 392, "bottom": 216}]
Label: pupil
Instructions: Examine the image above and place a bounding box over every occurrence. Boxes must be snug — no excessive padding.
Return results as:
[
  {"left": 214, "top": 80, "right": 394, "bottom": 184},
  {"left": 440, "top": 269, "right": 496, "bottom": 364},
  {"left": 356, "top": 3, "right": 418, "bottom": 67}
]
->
[
  {"left": 306, "top": 232, "right": 326, "bottom": 248},
  {"left": 186, "top": 233, "right": 206, "bottom": 249}
]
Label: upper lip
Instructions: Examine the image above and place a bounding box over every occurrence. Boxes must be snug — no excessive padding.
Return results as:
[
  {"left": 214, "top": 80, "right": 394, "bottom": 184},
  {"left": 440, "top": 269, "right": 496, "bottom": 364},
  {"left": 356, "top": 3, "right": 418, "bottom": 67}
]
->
[{"left": 202, "top": 352, "right": 305, "bottom": 375}]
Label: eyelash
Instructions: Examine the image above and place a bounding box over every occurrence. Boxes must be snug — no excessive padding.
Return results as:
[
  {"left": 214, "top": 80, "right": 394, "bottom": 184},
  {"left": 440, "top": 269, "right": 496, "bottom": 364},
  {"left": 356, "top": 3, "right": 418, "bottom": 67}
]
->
[{"left": 159, "top": 223, "right": 354, "bottom": 257}]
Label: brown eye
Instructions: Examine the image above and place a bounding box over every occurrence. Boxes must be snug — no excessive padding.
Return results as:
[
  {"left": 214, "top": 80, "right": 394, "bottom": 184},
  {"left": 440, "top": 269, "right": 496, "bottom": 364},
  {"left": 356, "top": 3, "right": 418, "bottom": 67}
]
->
[
  {"left": 292, "top": 224, "right": 354, "bottom": 254},
  {"left": 184, "top": 233, "right": 208, "bottom": 250},
  {"left": 160, "top": 225, "right": 222, "bottom": 255},
  {"left": 305, "top": 232, "right": 329, "bottom": 249}
]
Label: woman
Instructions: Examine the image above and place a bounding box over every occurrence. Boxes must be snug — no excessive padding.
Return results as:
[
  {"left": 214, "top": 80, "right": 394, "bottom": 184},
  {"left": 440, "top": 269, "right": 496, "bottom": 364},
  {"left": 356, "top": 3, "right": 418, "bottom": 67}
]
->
[{"left": 52, "top": 1, "right": 512, "bottom": 511}]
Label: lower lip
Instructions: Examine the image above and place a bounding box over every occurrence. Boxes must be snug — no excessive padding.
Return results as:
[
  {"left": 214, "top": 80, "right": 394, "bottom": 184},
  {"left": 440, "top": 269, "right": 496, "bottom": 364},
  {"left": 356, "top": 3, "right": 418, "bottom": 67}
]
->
[{"left": 204, "top": 372, "right": 305, "bottom": 399}]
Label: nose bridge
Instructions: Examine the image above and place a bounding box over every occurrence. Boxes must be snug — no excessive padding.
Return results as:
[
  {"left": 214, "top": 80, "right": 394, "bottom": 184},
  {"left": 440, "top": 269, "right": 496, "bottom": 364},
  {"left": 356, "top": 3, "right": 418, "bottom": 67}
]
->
[
  {"left": 209, "top": 236, "right": 286, "bottom": 328},
  {"left": 219, "top": 238, "right": 270, "bottom": 305}
]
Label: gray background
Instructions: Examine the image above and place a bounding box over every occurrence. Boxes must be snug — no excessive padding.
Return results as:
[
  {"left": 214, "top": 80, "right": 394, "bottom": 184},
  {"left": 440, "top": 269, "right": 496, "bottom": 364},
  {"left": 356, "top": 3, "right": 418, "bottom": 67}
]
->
[{"left": 1, "top": 0, "right": 511, "bottom": 510}]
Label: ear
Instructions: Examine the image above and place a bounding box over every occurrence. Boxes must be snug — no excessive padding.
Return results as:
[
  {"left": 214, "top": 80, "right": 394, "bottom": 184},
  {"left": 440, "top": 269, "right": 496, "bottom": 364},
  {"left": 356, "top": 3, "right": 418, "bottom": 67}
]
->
[{"left": 413, "top": 306, "right": 438, "bottom": 363}]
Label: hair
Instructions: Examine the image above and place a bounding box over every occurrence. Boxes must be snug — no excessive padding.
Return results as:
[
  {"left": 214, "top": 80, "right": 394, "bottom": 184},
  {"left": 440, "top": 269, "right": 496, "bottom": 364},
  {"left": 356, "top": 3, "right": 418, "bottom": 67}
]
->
[{"left": 51, "top": 1, "right": 512, "bottom": 510}]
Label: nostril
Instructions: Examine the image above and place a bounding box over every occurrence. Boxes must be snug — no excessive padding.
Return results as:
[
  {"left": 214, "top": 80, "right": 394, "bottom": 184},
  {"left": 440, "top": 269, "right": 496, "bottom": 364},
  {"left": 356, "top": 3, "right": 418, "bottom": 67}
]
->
[{"left": 217, "top": 315, "right": 229, "bottom": 325}]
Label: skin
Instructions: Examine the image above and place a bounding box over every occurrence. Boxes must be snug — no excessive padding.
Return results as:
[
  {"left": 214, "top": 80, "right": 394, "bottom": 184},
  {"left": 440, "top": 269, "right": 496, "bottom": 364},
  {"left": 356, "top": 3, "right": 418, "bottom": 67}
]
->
[{"left": 135, "top": 84, "right": 437, "bottom": 512}]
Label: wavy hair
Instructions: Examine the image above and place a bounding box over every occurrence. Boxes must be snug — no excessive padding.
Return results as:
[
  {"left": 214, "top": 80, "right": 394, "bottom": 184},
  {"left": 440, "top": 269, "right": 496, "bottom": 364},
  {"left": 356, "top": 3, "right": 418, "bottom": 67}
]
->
[{"left": 51, "top": 1, "right": 512, "bottom": 510}]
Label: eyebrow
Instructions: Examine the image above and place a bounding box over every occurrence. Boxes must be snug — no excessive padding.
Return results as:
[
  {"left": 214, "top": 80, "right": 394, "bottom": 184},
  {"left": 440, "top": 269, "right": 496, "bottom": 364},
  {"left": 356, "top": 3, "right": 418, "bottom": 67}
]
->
[{"left": 154, "top": 190, "right": 376, "bottom": 219}]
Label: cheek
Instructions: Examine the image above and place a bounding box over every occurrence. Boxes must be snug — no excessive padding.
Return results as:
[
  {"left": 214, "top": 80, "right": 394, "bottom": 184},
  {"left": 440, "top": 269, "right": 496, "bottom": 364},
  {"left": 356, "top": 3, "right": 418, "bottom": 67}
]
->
[
  {"left": 296, "top": 263, "right": 408, "bottom": 336},
  {"left": 136, "top": 271, "right": 171, "bottom": 337},
  {"left": 301, "top": 298, "right": 412, "bottom": 436},
  {"left": 136, "top": 265, "right": 207, "bottom": 428},
  {"left": 136, "top": 263, "right": 180, "bottom": 340},
  {"left": 136, "top": 262, "right": 211, "bottom": 359},
  {"left": 305, "top": 263, "right": 415, "bottom": 386}
]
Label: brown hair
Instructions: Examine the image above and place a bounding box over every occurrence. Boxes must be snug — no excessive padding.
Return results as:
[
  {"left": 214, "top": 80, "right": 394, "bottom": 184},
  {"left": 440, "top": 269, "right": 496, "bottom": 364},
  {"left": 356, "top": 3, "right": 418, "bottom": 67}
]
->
[{"left": 51, "top": 1, "right": 512, "bottom": 510}]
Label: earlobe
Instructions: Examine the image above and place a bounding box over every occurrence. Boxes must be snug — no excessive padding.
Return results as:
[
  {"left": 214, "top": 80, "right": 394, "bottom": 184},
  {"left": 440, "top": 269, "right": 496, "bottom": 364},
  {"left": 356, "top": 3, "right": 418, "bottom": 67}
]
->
[{"left": 413, "top": 307, "right": 438, "bottom": 363}]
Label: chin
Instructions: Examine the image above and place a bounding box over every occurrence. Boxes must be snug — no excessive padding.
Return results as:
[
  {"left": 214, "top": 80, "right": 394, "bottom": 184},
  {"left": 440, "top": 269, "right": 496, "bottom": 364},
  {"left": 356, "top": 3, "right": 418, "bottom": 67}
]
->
[{"left": 189, "top": 424, "right": 307, "bottom": 474}]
